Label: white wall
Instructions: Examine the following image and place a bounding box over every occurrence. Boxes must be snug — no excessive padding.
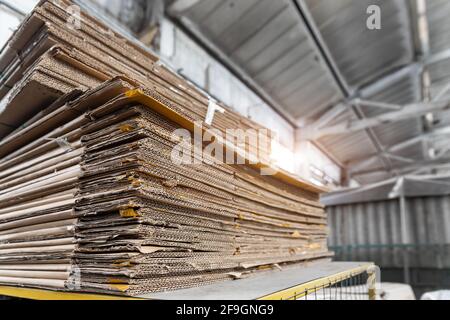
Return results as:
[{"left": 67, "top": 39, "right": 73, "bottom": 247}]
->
[
  {"left": 0, "top": 10, "right": 20, "bottom": 47},
  {"left": 0, "top": 1, "right": 39, "bottom": 48},
  {"left": 296, "top": 141, "right": 341, "bottom": 186}
]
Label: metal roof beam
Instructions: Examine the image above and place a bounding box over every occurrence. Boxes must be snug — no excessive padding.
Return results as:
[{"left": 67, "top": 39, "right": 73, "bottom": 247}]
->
[
  {"left": 347, "top": 126, "right": 450, "bottom": 173},
  {"left": 299, "top": 100, "right": 450, "bottom": 141},
  {"left": 308, "top": 103, "right": 347, "bottom": 130},
  {"left": 167, "top": 0, "right": 201, "bottom": 16},
  {"left": 292, "top": 0, "right": 351, "bottom": 96},
  {"left": 292, "top": 0, "right": 394, "bottom": 175},
  {"left": 413, "top": 0, "right": 432, "bottom": 167},
  {"left": 355, "top": 99, "right": 403, "bottom": 111},
  {"left": 383, "top": 153, "right": 415, "bottom": 164},
  {"left": 358, "top": 63, "right": 422, "bottom": 98},
  {"left": 352, "top": 157, "right": 450, "bottom": 177},
  {"left": 433, "top": 82, "right": 450, "bottom": 102},
  {"left": 353, "top": 140, "right": 450, "bottom": 177},
  {"left": 425, "top": 48, "right": 450, "bottom": 66},
  {"left": 416, "top": 0, "right": 431, "bottom": 57},
  {"left": 307, "top": 98, "right": 404, "bottom": 132}
]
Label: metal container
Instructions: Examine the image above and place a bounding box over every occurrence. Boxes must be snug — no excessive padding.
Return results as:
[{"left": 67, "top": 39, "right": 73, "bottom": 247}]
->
[
  {"left": 323, "top": 176, "right": 450, "bottom": 293},
  {"left": 327, "top": 196, "right": 450, "bottom": 269}
]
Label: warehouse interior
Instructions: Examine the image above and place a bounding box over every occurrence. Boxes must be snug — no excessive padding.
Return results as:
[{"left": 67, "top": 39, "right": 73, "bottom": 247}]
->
[
  {"left": 67, "top": 0, "right": 450, "bottom": 188},
  {"left": 0, "top": 0, "right": 450, "bottom": 300}
]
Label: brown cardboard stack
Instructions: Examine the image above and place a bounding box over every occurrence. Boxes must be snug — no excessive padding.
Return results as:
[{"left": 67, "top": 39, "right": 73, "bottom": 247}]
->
[
  {"left": 0, "top": 0, "right": 271, "bottom": 160},
  {"left": 0, "top": 79, "right": 133, "bottom": 290},
  {"left": 0, "top": 0, "right": 332, "bottom": 296}
]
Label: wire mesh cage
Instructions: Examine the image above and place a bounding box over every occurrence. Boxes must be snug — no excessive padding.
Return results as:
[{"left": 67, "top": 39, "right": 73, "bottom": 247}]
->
[
  {"left": 287, "top": 272, "right": 370, "bottom": 300},
  {"left": 260, "top": 264, "right": 377, "bottom": 300}
]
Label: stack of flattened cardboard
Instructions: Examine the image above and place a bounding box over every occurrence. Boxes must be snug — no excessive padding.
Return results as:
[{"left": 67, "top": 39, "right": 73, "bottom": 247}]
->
[
  {"left": 0, "top": 79, "right": 133, "bottom": 290},
  {"left": 0, "top": 0, "right": 271, "bottom": 160},
  {"left": 0, "top": 1, "right": 332, "bottom": 296}
]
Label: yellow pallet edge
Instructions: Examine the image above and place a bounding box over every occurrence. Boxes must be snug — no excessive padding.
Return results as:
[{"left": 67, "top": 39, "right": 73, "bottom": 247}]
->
[
  {"left": 0, "top": 286, "right": 140, "bottom": 300},
  {"left": 0, "top": 263, "right": 374, "bottom": 300},
  {"left": 259, "top": 263, "right": 375, "bottom": 300}
]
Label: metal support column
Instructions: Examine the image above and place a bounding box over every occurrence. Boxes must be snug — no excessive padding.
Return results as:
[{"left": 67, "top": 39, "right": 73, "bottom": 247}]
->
[{"left": 399, "top": 195, "right": 411, "bottom": 284}]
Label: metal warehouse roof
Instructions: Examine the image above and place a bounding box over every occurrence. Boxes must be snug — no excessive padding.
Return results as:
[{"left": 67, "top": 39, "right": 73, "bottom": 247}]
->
[
  {"left": 322, "top": 174, "right": 450, "bottom": 205},
  {"left": 172, "top": 0, "right": 343, "bottom": 121},
  {"left": 168, "top": 0, "right": 450, "bottom": 185}
]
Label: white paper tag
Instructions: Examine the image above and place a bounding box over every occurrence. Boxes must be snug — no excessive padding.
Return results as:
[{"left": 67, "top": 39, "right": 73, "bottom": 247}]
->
[{"left": 205, "top": 100, "right": 225, "bottom": 126}]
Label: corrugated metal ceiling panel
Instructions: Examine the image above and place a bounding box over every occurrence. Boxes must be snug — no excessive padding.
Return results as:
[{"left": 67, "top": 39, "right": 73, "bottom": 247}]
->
[
  {"left": 428, "top": 58, "right": 450, "bottom": 96},
  {"left": 353, "top": 171, "right": 393, "bottom": 185},
  {"left": 318, "top": 130, "right": 379, "bottom": 163},
  {"left": 427, "top": 0, "right": 450, "bottom": 113},
  {"left": 305, "top": 0, "right": 414, "bottom": 88},
  {"left": 360, "top": 72, "right": 422, "bottom": 148},
  {"left": 394, "top": 142, "right": 425, "bottom": 160},
  {"left": 184, "top": 0, "right": 343, "bottom": 121},
  {"left": 427, "top": 0, "right": 450, "bottom": 55},
  {"left": 171, "top": 0, "right": 450, "bottom": 184}
]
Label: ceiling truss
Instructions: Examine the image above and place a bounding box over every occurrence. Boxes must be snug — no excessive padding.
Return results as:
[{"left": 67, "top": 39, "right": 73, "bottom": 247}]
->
[{"left": 165, "top": 0, "right": 450, "bottom": 185}]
